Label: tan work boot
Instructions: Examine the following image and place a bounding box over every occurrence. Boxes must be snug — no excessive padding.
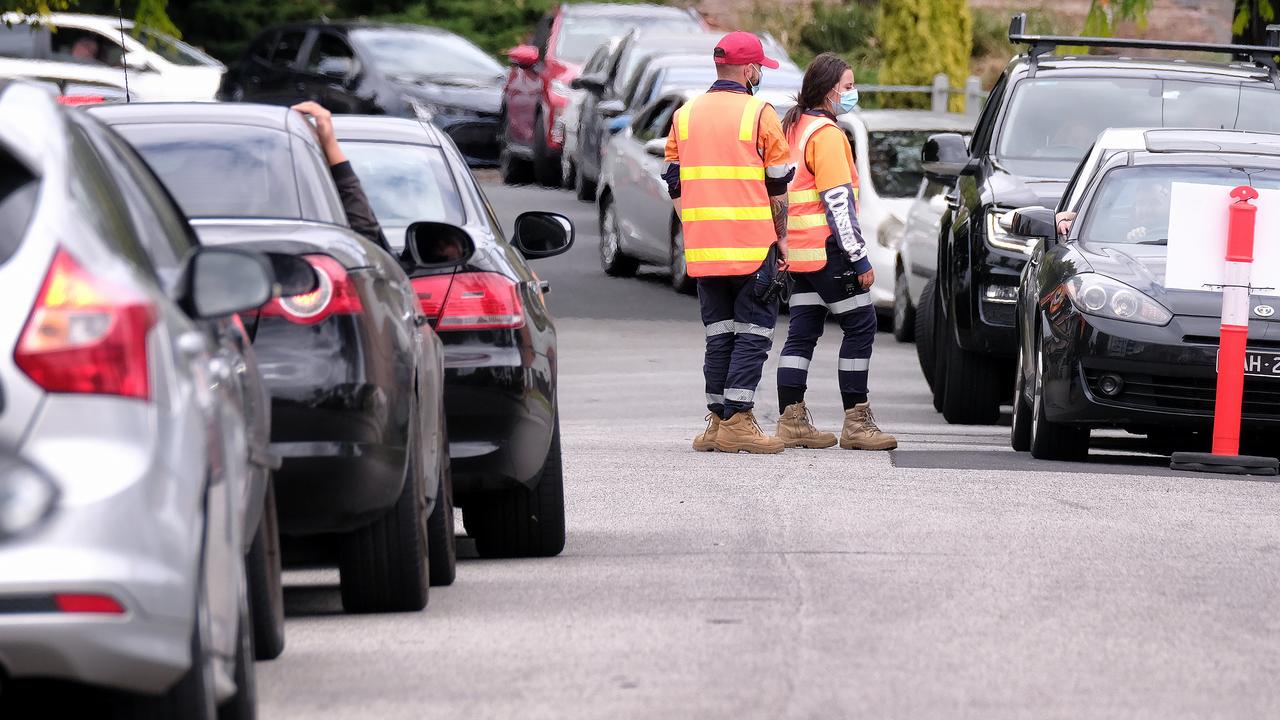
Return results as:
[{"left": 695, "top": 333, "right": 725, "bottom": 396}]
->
[
  {"left": 774, "top": 402, "right": 837, "bottom": 449},
  {"left": 715, "top": 411, "right": 786, "bottom": 454},
  {"left": 692, "top": 413, "right": 722, "bottom": 452},
  {"left": 840, "top": 402, "right": 898, "bottom": 450}
]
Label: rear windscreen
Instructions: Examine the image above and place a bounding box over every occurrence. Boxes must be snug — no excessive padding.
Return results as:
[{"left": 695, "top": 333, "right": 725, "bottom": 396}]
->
[
  {"left": 0, "top": 150, "right": 39, "bottom": 266},
  {"left": 114, "top": 123, "right": 301, "bottom": 220}
]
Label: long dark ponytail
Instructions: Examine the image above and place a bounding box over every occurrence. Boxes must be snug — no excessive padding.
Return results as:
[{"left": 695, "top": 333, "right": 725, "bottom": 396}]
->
[{"left": 782, "top": 52, "right": 851, "bottom": 134}]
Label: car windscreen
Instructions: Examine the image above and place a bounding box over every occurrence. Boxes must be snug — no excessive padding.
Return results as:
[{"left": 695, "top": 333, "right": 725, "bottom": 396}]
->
[
  {"left": 561, "top": 17, "right": 700, "bottom": 65},
  {"left": 135, "top": 28, "right": 220, "bottom": 67},
  {"left": 352, "top": 29, "right": 503, "bottom": 82},
  {"left": 114, "top": 123, "right": 301, "bottom": 220},
  {"left": 867, "top": 130, "right": 941, "bottom": 198},
  {"left": 0, "top": 149, "right": 38, "bottom": 267},
  {"left": 1081, "top": 164, "right": 1280, "bottom": 245},
  {"left": 341, "top": 141, "right": 465, "bottom": 249},
  {"left": 650, "top": 66, "right": 715, "bottom": 101},
  {"left": 996, "top": 78, "right": 1280, "bottom": 178}
]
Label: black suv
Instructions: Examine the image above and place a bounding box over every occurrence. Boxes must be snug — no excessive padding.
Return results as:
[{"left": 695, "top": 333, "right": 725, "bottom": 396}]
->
[{"left": 919, "top": 15, "right": 1280, "bottom": 424}]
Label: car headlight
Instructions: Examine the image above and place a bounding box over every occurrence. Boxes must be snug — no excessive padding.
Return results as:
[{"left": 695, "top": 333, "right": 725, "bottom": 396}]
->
[
  {"left": 877, "top": 216, "right": 905, "bottom": 250},
  {"left": 0, "top": 453, "right": 57, "bottom": 540},
  {"left": 1064, "top": 273, "right": 1172, "bottom": 326},
  {"left": 986, "top": 208, "right": 1037, "bottom": 255}
]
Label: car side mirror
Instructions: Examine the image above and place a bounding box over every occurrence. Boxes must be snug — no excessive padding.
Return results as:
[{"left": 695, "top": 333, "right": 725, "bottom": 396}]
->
[
  {"left": 598, "top": 99, "right": 626, "bottom": 118},
  {"left": 572, "top": 73, "right": 606, "bottom": 95},
  {"left": 507, "top": 45, "right": 539, "bottom": 69},
  {"left": 921, "top": 133, "right": 972, "bottom": 182},
  {"left": 644, "top": 138, "right": 665, "bottom": 157},
  {"left": 405, "top": 221, "right": 476, "bottom": 268},
  {"left": 513, "top": 211, "right": 574, "bottom": 259},
  {"left": 317, "top": 56, "right": 355, "bottom": 80},
  {"left": 264, "top": 253, "right": 320, "bottom": 298},
  {"left": 183, "top": 247, "right": 274, "bottom": 319},
  {"left": 1006, "top": 206, "right": 1056, "bottom": 240},
  {"left": 607, "top": 115, "right": 631, "bottom": 135}
]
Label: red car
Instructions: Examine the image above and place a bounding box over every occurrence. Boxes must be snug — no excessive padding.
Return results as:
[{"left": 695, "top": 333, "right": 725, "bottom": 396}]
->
[{"left": 499, "top": 2, "right": 703, "bottom": 187}]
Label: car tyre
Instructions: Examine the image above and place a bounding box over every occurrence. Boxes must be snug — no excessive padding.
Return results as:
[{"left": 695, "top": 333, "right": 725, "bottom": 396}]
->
[
  {"left": 670, "top": 223, "right": 694, "bottom": 295},
  {"left": 916, "top": 279, "right": 937, "bottom": 391},
  {"left": 244, "top": 478, "right": 284, "bottom": 661},
  {"left": 1029, "top": 340, "right": 1089, "bottom": 460},
  {"left": 465, "top": 419, "right": 565, "bottom": 559},
  {"left": 1010, "top": 339, "right": 1032, "bottom": 452},
  {"left": 427, "top": 416, "right": 457, "bottom": 587},
  {"left": 892, "top": 265, "right": 915, "bottom": 343},
  {"left": 338, "top": 426, "right": 429, "bottom": 613},
  {"left": 532, "top": 114, "right": 562, "bottom": 188},
  {"left": 939, "top": 314, "right": 1004, "bottom": 425},
  {"left": 599, "top": 195, "right": 639, "bottom": 277}
]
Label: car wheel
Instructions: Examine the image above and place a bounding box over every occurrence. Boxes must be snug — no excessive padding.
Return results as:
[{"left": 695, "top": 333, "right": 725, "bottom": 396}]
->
[
  {"left": 576, "top": 173, "right": 597, "bottom": 203},
  {"left": 465, "top": 418, "right": 565, "bottom": 559},
  {"left": 338, "top": 424, "right": 429, "bottom": 613},
  {"left": 892, "top": 266, "right": 915, "bottom": 343},
  {"left": 1010, "top": 337, "right": 1032, "bottom": 452},
  {"left": 216, "top": 592, "right": 258, "bottom": 720},
  {"left": 670, "top": 224, "right": 694, "bottom": 295},
  {"left": 1029, "top": 339, "right": 1089, "bottom": 460},
  {"left": 939, "top": 313, "right": 1005, "bottom": 425},
  {"left": 599, "top": 195, "right": 639, "bottom": 277},
  {"left": 427, "top": 415, "right": 456, "bottom": 587},
  {"left": 532, "top": 114, "right": 562, "bottom": 188},
  {"left": 245, "top": 478, "right": 284, "bottom": 661},
  {"left": 916, "top": 279, "right": 937, "bottom": 391}
]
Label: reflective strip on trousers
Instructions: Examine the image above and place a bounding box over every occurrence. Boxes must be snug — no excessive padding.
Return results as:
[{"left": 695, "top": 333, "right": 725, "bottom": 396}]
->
[
  {"left": 734, "top": 322, "right": 774, "bottom": 339},
  {"left": 828, "top": 293, "right": 873, "bottom": 315},
  {"left": 838, "top": 357, "right": 871, "bottom": 372},
  {"left": 706, "top": 393, "right": 725, "bottom": 405},
  {"left": 779, "top": 355, "right": 811, "bottom": 371},
  {"left": 789, "top": 292, "right": 824, "bottom": 307},
  {"left": 705, "top": 320, "right": 735, "bottom": 336},
  {"left": 724, "top": 388, "right": 756, "bottom": 403}
]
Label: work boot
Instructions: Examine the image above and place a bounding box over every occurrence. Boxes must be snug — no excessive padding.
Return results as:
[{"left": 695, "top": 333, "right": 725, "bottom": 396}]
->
[
  {"left": 715, "top": 411, "right": 786, "bottom": 454},
  {"left": 840, "top": 402, "right": 898, "bottom": 451},
  {"left": 692, "top": 413, "right": 721, "bottom": 452},
  {"left": 774, "top": 402, "right": 837, "bottom": 449}
]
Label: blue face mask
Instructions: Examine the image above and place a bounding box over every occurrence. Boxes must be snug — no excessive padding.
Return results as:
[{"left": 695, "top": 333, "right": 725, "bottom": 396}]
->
[
  {"left": 748, "top": 66, "right": 762, "bottom": 95},
  {"left": 837, "top": 88, "right": 859, "bottom": 113}
]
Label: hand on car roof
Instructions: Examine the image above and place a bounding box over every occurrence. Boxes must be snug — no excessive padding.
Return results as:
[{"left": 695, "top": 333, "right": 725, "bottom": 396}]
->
[{"left": 291, "top": 101, "right": 347, "bottom": 166}]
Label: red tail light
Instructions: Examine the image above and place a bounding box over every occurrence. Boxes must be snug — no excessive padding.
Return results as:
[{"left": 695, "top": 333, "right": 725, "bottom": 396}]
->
[
  {"left": 411, "top": 272, "right": 524, "bottom": 330},
  {"left": 259, "top": 254, "right": 362, "bottom": 325},
  {"left": 15, "top": 249, "right": 155, "bottom": 400},
  {"left": 54, "top": 593, "right": 125, "bottom": 614},
  {"left": 57, "top": 95, "right": 106, "bottom": 106}
]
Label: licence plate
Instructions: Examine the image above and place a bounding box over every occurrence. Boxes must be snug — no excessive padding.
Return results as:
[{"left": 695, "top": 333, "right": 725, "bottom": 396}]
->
[{"left": 1241, "top": 351, "right": 1280, "bottom": 378}]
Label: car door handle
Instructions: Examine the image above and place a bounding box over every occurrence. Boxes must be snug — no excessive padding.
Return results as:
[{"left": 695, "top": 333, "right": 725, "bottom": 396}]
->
[{"left": 538, "top": 280, "right": 550, "bottom": 294}]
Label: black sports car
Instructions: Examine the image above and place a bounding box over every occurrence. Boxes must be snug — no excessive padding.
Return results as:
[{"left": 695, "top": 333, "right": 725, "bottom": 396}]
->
[
  {"left": 92, "top": 102, "right": 466, "bottom": 612},
  {"left": 1009, "top": 129, "right": 1280, "bottom": 461},
  {"left": 333, "top": 114, "right": 574, "bottom": 559}
]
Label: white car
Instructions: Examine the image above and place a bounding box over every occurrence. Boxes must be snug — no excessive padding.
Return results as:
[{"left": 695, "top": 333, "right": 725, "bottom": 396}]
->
[
  {"left": 836, "top": 110, "right": 974, "bottom": 325},
  {"left": 0, "top": 13, "right": 225, "bottom": 101}
]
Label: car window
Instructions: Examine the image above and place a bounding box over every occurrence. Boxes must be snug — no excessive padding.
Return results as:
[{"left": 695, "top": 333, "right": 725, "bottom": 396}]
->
[
  {"left": 114, "top": 123, "right": 302, "bottom": 220},
  {"left": 269, "top": 30, "right": 306, "bottom": 67},
  {"left": 0, "top": 147, "right": 39, "bottom": 268},
  {"left": 0, "top": 23, "right": 42, "bottom": 58},
  {"left": 303, "top": 32, "right": 356, "bottom": 77},
  {"left": 583, "top": 43, "right": 611, "bottom": 75},
  {"left": 350, "top": 28, "right": 503, "bottom": 81},
  {"left": 291, "top": 131, "right": 347, "bottom": 225},
  {"left": 341, "top": 141, "right": 465, "bottom": 249},
  {"left": 49, "top": 27, "right": 124, "bottom": 67},
  {"left": 923, "top": 179, "right": 948, "bottom": 199},
  {"left": 248, "top": 30, "right": 277, "bottom": 62},
  {"left": 67, "top": 124, "right": 158, "bottom": 279},
  {"left": 136, "top": 28, "right": 219, "bottom": 68},
  {"left": 635, "top": 100, "right": 676, "bottom": 142},
  {"left": 559, "top": 15, "right": 700, "bottom": 65},
  {"left": 866, "top": 131, "right": 939, "bottom": 199}
]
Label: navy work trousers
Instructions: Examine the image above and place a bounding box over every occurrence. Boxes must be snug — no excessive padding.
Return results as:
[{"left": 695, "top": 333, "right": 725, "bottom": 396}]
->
[
  {"left": 777, "top": 240, "right": 876, "bottom": 409},
  {"left": 697, "top": 248, "right": 781, "bottom": 419}
]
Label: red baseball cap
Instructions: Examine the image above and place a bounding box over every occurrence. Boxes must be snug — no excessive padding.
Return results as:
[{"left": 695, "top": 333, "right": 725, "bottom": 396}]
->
[{"left": 713, "top": 31, "right": 780, "bottom": 69}]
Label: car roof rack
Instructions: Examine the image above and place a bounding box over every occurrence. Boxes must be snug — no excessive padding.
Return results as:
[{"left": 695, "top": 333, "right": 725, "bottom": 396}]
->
[{"left": 1008, "top": 12, "right": 1280, "bottom": 88}]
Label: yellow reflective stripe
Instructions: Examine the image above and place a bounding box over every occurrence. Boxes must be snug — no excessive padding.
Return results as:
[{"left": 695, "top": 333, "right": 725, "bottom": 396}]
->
[
  {"left": 681, "top": 165, "right": 766, "bottom": 181},
  {"left": 738, "top": 96, "right": 764, "bottom": 142},
  {"left": 686, "top": 247, "right": 771, "bottom": 263},
  {"left": 681, "top": 206, "right": 773, "bottom": 222},
  {"left": 788, "top": 189, "right": 820, "bottom": 204},
  {"left": 787, "top": 248, "right": 827, "bottom": 262},
  {"left": 787, "top": 214, "right": 828, "bottom": 230},
  {"left": 676, "top": 98, "right": 695, "bottom": 142}
]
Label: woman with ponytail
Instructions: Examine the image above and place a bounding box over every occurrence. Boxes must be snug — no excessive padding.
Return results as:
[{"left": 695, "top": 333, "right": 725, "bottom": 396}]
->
[{"left": 772, "top": 53, "right": 897, "bottom": 452}]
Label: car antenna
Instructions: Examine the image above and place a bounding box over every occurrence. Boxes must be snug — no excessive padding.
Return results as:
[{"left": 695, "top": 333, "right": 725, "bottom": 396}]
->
[{"left": 116, "top": 8, "right": 131, "bottom": 103}]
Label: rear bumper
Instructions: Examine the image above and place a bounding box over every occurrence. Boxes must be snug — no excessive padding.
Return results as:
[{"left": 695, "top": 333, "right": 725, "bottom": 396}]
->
[{"left": 272, "top": 441, "right": 405, "bottom": 535}]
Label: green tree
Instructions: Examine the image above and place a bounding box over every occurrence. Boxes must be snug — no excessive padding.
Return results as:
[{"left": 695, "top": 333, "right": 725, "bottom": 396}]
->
[
  {"left": 877, "top": 0, "right": 972, "bottom": 111},
  {"left": 1234, "top": 0, "right": 1276, "bottom": 45}
]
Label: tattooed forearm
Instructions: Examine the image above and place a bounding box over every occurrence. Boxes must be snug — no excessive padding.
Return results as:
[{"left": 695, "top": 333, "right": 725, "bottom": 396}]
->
[{"left": 770, "top": 194, "right": 788, "bottom": 242}]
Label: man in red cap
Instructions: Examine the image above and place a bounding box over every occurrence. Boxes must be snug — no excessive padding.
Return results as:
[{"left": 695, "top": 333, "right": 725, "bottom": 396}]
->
[{"left": 663, "top": 32, "right": 795, "bottom": 454}]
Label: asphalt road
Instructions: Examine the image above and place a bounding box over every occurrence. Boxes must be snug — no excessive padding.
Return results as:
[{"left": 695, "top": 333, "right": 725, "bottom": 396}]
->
[{"left": 258, "top": 179, "right": 1280, "bottom": 719}]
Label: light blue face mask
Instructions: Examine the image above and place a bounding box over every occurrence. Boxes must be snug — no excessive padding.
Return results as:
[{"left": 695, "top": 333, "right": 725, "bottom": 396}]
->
[
  {"left": 748, "top": 66, "right": 762, "bottom": 95},
  {"left": 837, "top": 88, "right": 859, "bottom": 113}
]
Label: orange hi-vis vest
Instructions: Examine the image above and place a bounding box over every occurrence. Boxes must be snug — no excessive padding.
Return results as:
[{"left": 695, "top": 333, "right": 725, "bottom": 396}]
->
[
  {"left": 785, "top": 114, "right": 839, "bottom": 272},
  {"left": 673, "top": 91, "right": 777, "bottom": 277}
]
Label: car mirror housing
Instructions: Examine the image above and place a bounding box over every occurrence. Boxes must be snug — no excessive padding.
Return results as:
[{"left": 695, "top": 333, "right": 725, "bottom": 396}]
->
[
  {"left": 317, "top": 56, "right": 355, "bottom": 80},
  {"left": 264, "top": 253, "right": 320, "bottom": 298},
  {"left": 644, "top": 138, "right": 666, "bottom": 157},
  {"left": 922, "top": 132, "right": 971, "bottom": 181},
  {"left": 183, "top": 247, "right": 275, "bottom": 319},
  {"left": 1007, "top": 206, "right": 1057, "bottom": 240},
  {"left": 513, "top": 211, "right": 574, "bottom": 260},
  {"left": 607, "top": 115, "right": 631, "bottom": 135},
  {"left": 507, "top": 45, "right": 539, "bottom": 69},
  {"left": 405, "top": 222, "right": 476, "bottom": 269},
  {"left": 598, "top": 99, "right": 626, "bottom": 118}
]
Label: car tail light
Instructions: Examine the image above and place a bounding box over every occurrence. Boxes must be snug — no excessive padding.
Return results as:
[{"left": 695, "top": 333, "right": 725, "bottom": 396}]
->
[
  {"left": 259, "top": 254, "right": 362, "bottom": 325},
  {"left": 56, "top": 95, "right": 106, "bottom": 106},
  {"left": 411, "top": 272, "right": 524, "bottom": 330},
  {"left": 54, "top": 593, "right": 125, "bottom": 614},
  {"left": 15, "top": 249, "right": 155, "bottom": 400}
]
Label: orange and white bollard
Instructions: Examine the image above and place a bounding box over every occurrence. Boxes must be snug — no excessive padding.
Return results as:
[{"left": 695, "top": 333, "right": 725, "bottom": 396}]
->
[{"left": 1171, "top": 186, "right": 1279, "bottom": 475}]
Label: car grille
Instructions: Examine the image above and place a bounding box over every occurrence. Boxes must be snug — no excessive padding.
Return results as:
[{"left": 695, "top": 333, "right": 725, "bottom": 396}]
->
[
  {"left": 979, "top": 299, "right": 1016, "bottom": 327},
  {"left": 1083, "top": 368, "right": 1280, "bottom": 419},
  {"left": 444, "top": 121, "right": 499, "bottom": 161}
]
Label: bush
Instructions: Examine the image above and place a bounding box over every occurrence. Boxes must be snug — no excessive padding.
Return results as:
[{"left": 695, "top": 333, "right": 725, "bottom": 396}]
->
[{"left": 878, "top": 0, "right": 972, "bottom": 111}]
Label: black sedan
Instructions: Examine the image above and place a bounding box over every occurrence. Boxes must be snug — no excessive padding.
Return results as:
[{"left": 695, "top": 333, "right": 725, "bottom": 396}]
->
[
  {"left": 220, "top": 21, "right": 504, "bottom": 166},
  {"left": 92, "top": 102, "right": 465, "bottom": 612},
  {"left": 333, "top": 114, "right": 574, "bottom": 558},
  {"left": 1009, "top": 131, "right": 1280, "bottom": 460}
]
